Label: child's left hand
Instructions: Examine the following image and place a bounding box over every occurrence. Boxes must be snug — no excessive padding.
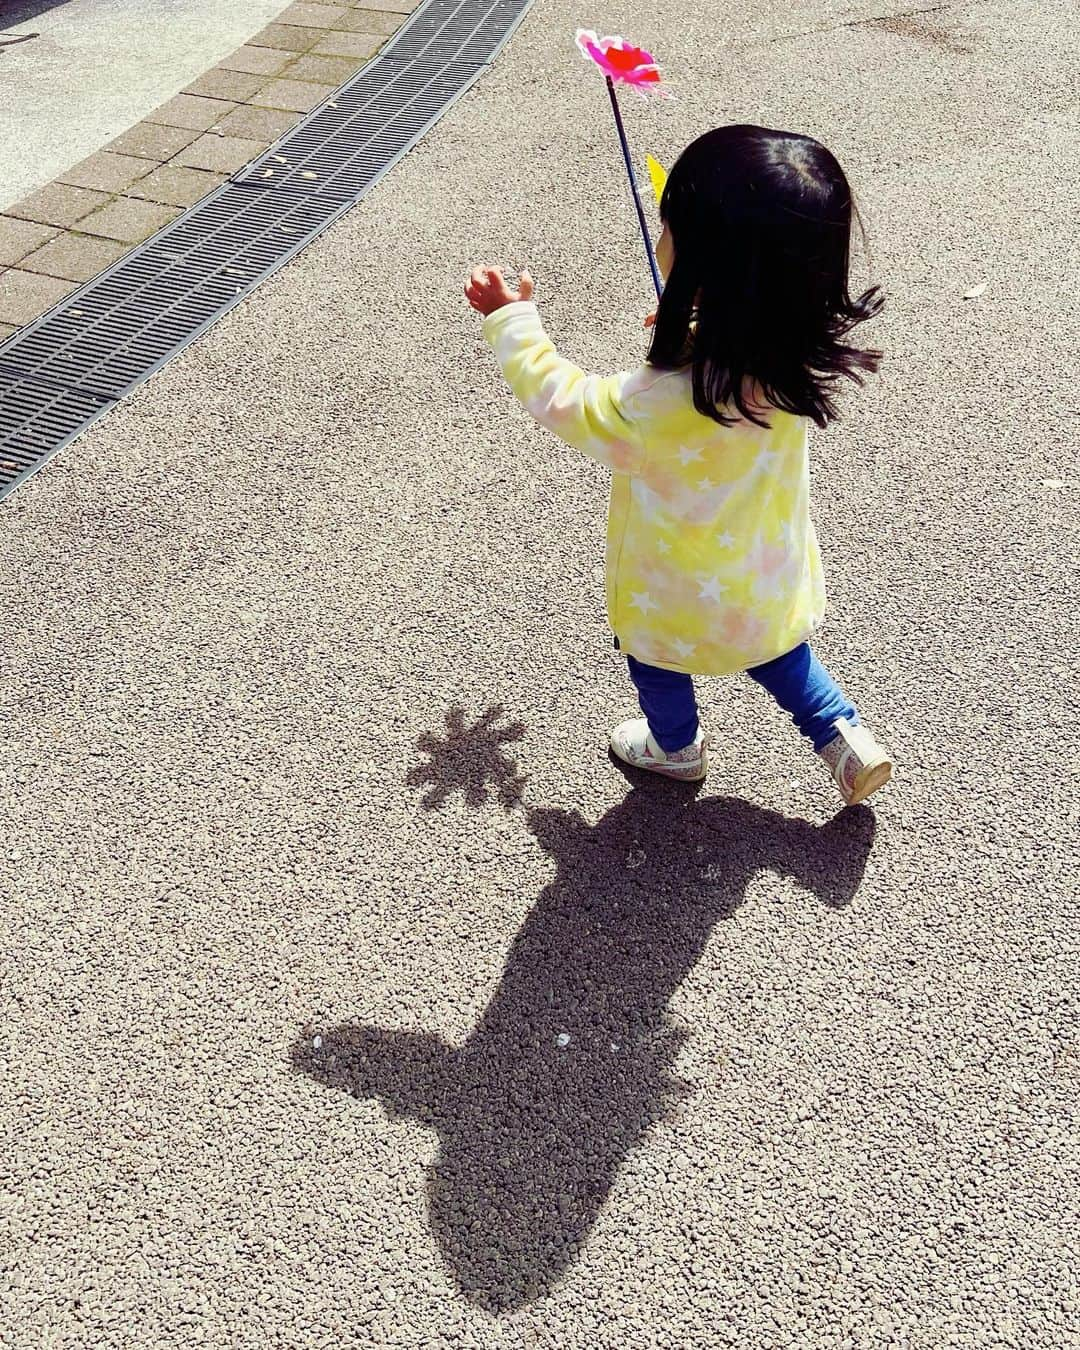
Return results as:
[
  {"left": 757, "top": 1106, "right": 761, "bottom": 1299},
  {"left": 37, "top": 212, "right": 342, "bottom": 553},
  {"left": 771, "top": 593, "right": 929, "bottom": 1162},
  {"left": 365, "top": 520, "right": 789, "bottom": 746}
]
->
[{"left": 465, "top": 266, "right": 534, "bottom": 316}]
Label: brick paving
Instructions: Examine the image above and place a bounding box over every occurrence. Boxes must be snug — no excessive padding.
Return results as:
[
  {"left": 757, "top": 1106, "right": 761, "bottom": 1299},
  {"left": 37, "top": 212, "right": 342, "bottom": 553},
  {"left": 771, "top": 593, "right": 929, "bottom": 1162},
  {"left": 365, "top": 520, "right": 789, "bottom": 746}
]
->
[{"left": 0, "top": 0, "right": 419, "bottom": 333}]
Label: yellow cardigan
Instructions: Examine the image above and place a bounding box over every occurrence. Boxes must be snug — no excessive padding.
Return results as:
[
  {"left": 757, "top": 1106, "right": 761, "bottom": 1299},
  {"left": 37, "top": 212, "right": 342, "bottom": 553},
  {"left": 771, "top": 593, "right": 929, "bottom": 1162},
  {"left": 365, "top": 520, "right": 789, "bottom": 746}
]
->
[{"left": 484, "top": 301, "right": 826, "bottom": 676}]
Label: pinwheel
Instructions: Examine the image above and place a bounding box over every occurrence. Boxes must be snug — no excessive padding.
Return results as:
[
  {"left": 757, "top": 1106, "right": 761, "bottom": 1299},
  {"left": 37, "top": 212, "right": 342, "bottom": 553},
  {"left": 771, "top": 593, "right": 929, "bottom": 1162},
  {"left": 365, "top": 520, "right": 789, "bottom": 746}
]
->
[{"left": 575, "top": 29, "right": 668, "bottom": 297}]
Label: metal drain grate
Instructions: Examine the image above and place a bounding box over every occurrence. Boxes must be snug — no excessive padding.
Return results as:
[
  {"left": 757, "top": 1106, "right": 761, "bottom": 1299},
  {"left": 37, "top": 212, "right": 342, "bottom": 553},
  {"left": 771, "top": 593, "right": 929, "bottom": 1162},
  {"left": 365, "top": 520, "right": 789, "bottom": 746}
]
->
[
  {"left": 234, "top": 59, "right": 488, "bottom": 204},
  {"left": 0, "top": 0, "right": 534, "bottom": 501},
  {"left": 0, "top": 369, "right": 113, "bottom": 489}
]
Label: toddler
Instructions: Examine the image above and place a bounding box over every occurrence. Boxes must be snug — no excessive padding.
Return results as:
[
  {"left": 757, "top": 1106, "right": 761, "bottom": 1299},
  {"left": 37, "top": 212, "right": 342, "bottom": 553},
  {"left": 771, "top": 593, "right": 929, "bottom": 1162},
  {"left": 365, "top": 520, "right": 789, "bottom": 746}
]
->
[{"left": 466, "top": 125, "right": 893, "bottom": 804}]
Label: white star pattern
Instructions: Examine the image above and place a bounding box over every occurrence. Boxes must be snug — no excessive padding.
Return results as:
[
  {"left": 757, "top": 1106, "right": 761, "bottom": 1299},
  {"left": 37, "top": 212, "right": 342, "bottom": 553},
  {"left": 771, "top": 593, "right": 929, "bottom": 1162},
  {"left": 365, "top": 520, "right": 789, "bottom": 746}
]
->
[
  {"left": 754, "top": 574, "right": 789, "bottom": 602},
  {"left": 486, "top": 297, "right": 823, "bottom": 677},
  {"left": 753, "top": 449, "right": 781, "bottom": 475}
]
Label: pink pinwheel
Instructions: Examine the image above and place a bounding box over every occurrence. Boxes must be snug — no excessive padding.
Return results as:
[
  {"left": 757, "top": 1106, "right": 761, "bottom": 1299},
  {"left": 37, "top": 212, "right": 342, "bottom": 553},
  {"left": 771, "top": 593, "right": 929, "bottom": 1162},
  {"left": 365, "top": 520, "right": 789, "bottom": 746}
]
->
[
  {"left": 575, "top": 29, "right": 665, "bottom": 95},
  {"left": 574, "top": 29, "right": 668, "bottom": 296}
]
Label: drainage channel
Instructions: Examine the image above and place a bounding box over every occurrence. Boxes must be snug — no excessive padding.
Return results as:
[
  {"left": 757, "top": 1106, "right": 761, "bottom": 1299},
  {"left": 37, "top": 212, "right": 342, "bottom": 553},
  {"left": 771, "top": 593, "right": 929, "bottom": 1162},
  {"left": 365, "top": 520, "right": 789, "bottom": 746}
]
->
[{"left": 0, "top": 0, "right": 533, "bottom": 503}]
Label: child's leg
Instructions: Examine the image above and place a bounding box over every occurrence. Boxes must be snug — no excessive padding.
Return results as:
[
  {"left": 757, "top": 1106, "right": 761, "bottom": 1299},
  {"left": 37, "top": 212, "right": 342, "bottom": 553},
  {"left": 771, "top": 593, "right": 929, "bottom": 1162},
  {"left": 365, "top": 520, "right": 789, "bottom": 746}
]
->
[
  {"left": 626, "top": 655, "right": 700, "bottom": 752},
  {"left": 747, "top": 643, "right": 858, "bottom": 752}
]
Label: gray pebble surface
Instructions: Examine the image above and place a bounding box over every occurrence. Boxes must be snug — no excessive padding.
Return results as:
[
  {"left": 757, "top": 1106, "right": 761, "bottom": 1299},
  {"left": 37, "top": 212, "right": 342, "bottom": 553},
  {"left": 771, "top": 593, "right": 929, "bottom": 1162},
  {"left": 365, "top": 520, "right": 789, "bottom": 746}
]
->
[{"left": 0, "top": 0, "right": 1077, "bottom": 1345}]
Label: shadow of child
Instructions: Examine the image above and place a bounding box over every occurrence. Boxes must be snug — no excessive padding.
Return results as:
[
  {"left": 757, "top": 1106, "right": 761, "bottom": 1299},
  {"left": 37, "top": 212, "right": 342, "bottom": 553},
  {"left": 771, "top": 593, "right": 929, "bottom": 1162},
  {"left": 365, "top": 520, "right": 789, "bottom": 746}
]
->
[{"left": 294, "top": 716, "right": 875, "bottom": 1312}]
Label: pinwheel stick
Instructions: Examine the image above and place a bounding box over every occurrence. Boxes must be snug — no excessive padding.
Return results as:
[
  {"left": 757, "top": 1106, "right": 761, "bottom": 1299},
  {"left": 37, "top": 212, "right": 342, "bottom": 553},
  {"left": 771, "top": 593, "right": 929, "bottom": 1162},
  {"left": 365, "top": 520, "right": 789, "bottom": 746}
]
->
[{"left": 605, "top": 75, "right": 664, "bottom": 300}]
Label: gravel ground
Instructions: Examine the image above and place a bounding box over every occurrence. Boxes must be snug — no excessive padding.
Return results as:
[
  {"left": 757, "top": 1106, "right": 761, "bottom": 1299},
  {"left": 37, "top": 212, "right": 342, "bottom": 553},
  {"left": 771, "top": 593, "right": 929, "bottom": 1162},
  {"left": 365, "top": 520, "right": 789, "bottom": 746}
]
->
[{"left": 1, "top": 0, "right": 1078, "bottom": 1345}]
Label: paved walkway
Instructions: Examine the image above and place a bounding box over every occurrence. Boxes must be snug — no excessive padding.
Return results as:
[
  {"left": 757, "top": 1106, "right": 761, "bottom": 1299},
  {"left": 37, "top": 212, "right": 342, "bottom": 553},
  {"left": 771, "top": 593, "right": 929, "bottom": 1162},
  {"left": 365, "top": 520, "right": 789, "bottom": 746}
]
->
[
  {"left": 0, "top": 0, "right": 412, "bottom": 336},
  {"left": 0, "top": 0, "right": 286, "bottom": 210},
  {"left": 0, "top": 0, "right": 1076, "bottom": 1345}
]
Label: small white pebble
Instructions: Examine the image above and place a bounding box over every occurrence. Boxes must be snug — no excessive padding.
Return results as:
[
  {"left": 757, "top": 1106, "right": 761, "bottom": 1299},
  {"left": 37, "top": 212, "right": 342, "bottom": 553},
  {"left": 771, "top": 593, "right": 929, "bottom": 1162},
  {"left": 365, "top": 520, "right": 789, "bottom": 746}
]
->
[
  {"left": 556, "top": 1033, "right": 570, "bottom": 1048},
  {"left": 312, "top": 1035, "right": 323, "bottom": 1049}
]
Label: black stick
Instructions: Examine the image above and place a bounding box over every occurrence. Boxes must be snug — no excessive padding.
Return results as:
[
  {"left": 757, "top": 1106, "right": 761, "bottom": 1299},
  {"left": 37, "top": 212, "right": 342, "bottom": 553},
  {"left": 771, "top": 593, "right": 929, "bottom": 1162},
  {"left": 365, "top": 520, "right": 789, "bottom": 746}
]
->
[{"left": 605, "top": 75, "right": 663, "bottom": 299}]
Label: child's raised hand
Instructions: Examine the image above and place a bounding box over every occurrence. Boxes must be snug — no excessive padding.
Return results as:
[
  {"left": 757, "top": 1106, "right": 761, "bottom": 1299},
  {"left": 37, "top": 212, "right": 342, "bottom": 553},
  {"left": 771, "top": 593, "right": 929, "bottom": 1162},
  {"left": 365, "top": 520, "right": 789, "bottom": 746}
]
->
[{"left": 465, "top": 266, "right": 534, "bottom": 317}]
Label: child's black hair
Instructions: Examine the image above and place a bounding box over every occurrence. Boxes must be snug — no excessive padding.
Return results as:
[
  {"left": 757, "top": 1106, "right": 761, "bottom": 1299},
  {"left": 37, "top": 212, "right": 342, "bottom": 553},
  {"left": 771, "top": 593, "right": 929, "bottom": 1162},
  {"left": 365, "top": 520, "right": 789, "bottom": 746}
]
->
[{"left": 647, "top": 125, "right": 883, "bottom": 429}]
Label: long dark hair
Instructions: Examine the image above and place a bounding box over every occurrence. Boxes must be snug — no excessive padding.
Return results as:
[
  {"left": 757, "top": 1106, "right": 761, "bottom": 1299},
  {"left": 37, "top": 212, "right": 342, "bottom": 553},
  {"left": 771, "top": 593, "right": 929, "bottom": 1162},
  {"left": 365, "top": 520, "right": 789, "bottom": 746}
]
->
[{"left": 647, "top": 125, "right": 883, "bottom": 428}]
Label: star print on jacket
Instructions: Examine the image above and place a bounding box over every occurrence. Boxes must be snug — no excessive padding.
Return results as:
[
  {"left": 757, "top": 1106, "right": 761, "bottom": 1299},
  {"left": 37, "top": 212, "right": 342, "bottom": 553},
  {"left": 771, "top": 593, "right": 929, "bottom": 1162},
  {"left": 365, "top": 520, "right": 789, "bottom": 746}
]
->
[{"left": 484, "top": 302, "right": 826, "bottom": 675}]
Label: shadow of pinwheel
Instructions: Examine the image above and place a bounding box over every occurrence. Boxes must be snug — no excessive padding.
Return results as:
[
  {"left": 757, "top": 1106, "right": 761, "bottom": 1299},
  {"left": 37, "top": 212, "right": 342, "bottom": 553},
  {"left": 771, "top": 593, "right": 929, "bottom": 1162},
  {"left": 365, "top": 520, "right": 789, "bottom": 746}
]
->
[
  {"left": 406, "top": 704, "right": 526, "bottom": 811},
  {"left": 295, "top": 706, "right": 877, "bottom": 1312}
]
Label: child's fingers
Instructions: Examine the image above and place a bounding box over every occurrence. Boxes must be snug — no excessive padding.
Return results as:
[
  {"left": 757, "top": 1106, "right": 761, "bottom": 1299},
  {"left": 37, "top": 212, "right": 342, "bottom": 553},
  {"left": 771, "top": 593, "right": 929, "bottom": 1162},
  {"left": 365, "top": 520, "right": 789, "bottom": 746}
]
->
[
  {"left": 464, "top": 263, "right": 534, "bottom": 313},
  {"left": 466, "top": 266, "right": 498, "bottom": 312}
]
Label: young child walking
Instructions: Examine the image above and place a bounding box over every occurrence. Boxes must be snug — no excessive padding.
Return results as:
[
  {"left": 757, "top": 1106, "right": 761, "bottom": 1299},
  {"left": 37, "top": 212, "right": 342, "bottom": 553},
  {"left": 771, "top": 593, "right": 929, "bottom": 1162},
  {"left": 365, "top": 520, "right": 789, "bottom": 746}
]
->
[{"left": 465, "top": 124, "right": 893, "bottom": 805}]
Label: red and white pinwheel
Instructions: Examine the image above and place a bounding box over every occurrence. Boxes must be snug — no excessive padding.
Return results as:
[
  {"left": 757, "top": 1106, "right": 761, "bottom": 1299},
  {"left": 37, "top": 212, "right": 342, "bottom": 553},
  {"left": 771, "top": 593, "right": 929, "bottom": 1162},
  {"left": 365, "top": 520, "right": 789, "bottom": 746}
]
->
[
  {"left": 574, "top": 29, "right": 669, "bottom": 295},
  {"left": 574, "top": 29, "right": 666, "bottom": 96}
]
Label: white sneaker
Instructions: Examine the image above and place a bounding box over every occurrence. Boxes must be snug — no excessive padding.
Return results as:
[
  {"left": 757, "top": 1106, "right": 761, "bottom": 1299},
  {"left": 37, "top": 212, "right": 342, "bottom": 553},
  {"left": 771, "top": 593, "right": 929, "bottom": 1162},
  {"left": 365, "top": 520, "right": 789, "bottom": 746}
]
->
[
  {"left": 609, "top": 717, "right": 708, "bottom": 781},
  {"left": 818, "top": 717, "right": 893, "bottom": 805}
]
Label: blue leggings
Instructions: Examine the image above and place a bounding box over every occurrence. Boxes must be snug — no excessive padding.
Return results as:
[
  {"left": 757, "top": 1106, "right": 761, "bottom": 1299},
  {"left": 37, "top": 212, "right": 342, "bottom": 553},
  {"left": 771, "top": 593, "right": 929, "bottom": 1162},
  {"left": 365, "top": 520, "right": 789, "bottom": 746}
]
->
[{"left": 628, "top": 643, "right": 857, "bottom": 754}]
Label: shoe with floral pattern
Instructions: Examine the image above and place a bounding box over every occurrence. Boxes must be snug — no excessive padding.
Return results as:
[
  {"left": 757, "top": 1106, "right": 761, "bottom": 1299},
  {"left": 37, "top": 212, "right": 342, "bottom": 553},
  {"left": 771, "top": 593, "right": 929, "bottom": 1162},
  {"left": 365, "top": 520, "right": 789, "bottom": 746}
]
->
[
  {"left": 819, "top": 717, "right": 893, "bottom": 805},
  {"left": 609, "top": 718, "right": 708, "bottom": 780}
]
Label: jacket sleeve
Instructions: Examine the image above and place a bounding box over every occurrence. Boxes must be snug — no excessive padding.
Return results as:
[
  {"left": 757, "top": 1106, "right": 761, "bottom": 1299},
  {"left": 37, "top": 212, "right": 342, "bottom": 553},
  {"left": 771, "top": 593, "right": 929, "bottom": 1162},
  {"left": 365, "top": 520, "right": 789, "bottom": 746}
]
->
[{"left": 483, "top": 301, "right": 645, "bottom": 474}]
